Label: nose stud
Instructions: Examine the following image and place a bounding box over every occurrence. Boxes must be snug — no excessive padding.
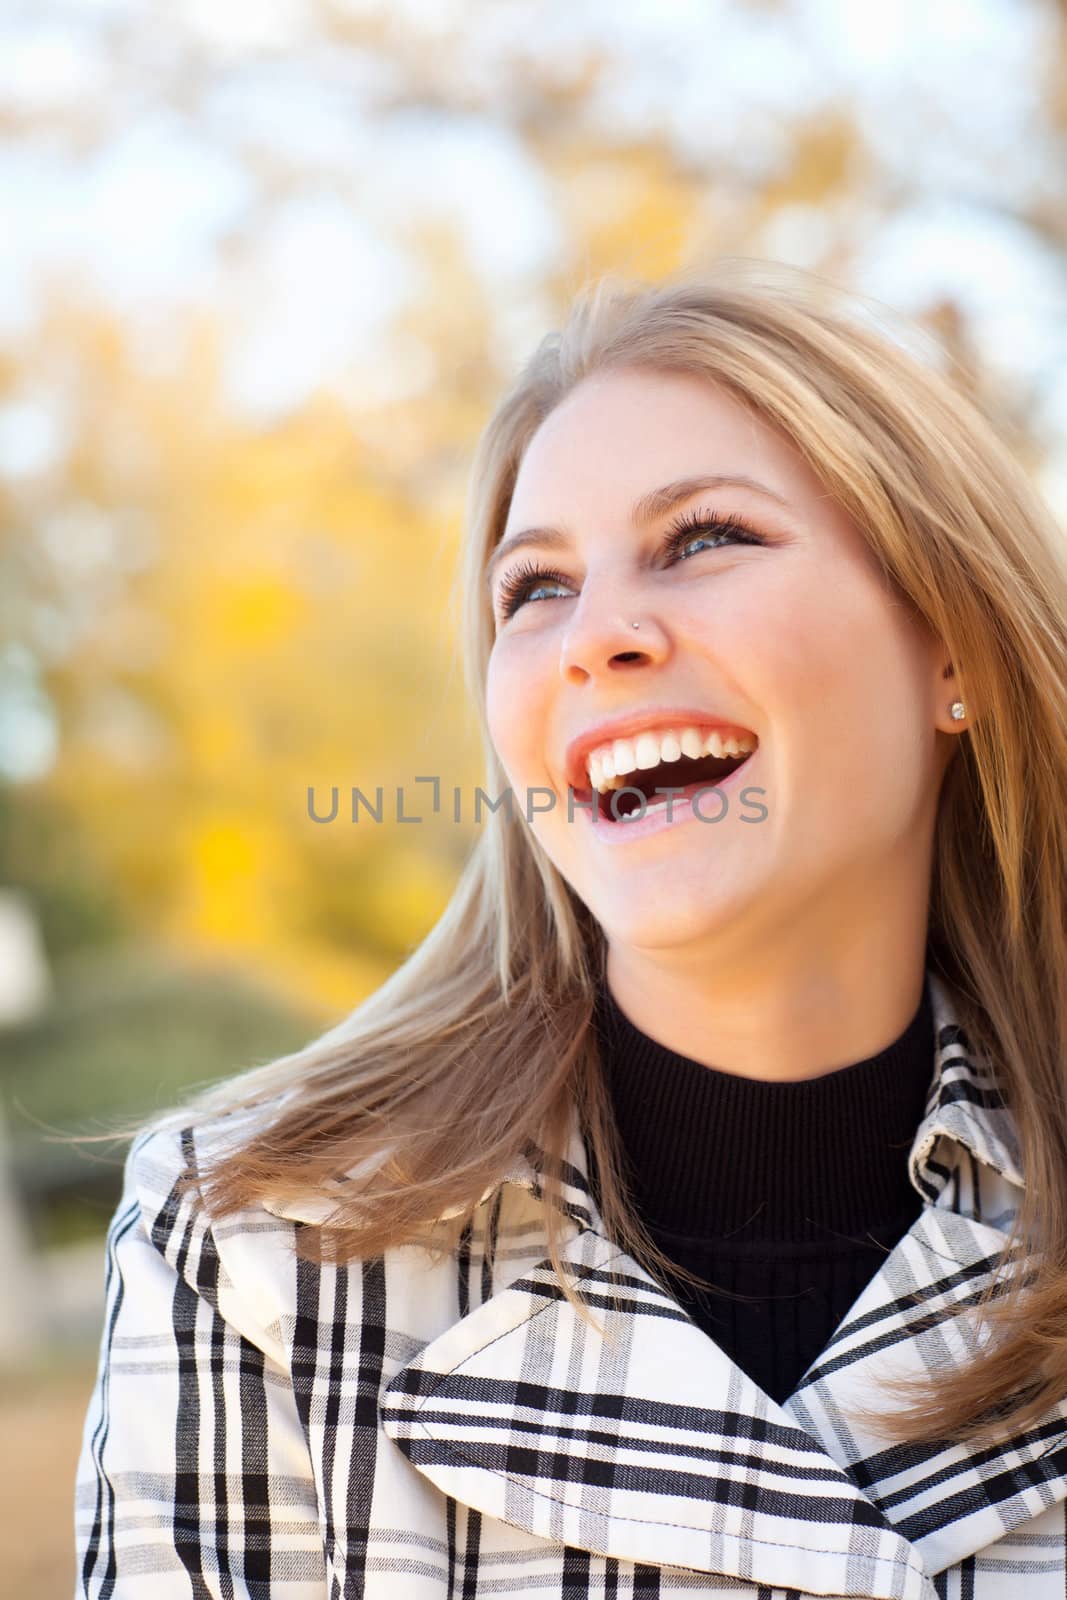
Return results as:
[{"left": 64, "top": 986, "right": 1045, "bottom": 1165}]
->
[{"left": 631, "top": 621, "right": 640, "bottom": 629}]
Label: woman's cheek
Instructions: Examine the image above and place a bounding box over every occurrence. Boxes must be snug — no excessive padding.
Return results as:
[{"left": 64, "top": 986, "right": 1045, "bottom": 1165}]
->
[
  {"left": 486, "top": 655, "right": 534, "bottom": 782},
  {"left": 491, "top": 641, "right": 550, "bottom": 767},
  {"left": 484, "top": 663, "right": 513, "bottom": 775}
]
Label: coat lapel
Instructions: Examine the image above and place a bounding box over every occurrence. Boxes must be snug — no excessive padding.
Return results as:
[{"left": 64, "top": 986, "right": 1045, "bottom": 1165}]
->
[
  {"left": 380, "top": 1212, "right": 935, "bottom": 1597},
  {"left": 784, "top": 1202, "right": 1067, "bottom": 1579},
  {"left": 782, "top": 975, "right": 1067, "bottom": 1579},
  {"left": 379, "top": 972, "right": 1067, "bottom": 1592}
]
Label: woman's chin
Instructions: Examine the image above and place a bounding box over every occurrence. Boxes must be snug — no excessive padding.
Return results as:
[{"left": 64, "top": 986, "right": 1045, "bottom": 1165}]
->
[{"left": 592, "top": 882, "right": 753, "bottom": 951}]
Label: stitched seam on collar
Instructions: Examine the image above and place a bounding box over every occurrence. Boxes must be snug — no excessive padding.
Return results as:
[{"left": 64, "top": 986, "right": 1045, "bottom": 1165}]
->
[{"left": 391, "top": 1238, "right": 919, "bottom": 1574}]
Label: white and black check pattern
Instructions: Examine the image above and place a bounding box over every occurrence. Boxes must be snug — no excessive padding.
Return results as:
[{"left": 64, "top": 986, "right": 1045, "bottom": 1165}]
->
[{"left": 75, "top": 971, "right": 1067, "bottom": 1597}]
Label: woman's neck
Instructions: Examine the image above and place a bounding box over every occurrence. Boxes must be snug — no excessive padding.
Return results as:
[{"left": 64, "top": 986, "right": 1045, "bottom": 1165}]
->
[{"left": 602, "top": 944, "right": 931, "bottom": 1085}]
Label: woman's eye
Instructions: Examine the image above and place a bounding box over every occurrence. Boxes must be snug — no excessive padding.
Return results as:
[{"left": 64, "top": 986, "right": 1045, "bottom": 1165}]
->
[
  {"left": 663, "top": 514, "right": 763, "bottom": 563},
  {"left": 494, "top": 562, "right": 571, "bottom": 620},
  {"left": 675, "top": 532, "right": 718, "bottom": 558},
  {"left": 493, "top": 512, "right": 764, "bottom": 620}
]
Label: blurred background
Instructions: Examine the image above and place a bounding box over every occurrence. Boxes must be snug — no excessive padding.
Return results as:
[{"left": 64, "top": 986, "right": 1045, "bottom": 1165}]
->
[{"left": 1, "top": 0, "right": 1066, "bottom": 1592}]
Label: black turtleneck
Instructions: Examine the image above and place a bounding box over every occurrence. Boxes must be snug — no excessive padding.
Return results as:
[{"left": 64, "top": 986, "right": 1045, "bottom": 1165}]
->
[{"left": 586, "top": 976, "right": 935, "bottom": 1404}]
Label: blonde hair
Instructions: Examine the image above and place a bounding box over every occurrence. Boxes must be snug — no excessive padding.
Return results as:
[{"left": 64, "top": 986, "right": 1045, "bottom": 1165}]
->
[{"left": 94, "top": 258, "right": 1067, "bottom": 1449}]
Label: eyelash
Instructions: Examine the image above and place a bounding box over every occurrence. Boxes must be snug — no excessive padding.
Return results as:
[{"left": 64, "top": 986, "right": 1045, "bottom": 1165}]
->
[{"left": 493, "top": 507, "right": 767, "bottom": 620}]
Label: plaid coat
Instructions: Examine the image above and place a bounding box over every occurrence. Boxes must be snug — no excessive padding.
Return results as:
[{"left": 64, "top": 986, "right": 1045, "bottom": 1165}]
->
[{"left": 75, "top": 971, "right": 1067, "bottom": 1600}]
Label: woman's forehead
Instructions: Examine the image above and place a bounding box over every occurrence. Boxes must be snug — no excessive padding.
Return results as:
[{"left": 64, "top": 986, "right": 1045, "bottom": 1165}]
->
[{"left": 506, "top": 372, "right": 804, "bottom": 525}]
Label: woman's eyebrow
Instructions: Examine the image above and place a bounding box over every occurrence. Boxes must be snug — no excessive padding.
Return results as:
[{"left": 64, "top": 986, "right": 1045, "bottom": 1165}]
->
[{"left": 486, "top": 473, "right": 789, "bottom": 591}]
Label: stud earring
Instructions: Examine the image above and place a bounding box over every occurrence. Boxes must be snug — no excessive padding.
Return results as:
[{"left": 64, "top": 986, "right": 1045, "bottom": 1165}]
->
[{"left": 950, "top": 700, "right": 966, "bottom": 721}]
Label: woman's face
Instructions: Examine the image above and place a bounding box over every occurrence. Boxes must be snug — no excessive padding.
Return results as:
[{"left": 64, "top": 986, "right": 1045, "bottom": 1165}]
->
[{"left": 485, "top": 367, "right": 955, "bottom": 970}]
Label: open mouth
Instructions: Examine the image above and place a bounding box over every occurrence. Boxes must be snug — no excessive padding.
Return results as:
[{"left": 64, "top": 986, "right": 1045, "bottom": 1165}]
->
[{"left": 574, "top": 744, "right": 757, "bottom": 823}]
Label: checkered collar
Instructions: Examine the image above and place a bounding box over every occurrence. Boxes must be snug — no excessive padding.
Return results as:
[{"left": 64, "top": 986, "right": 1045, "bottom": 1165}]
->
[{"left": 380, "top": 972, "right": 1067, "bottom": 1597}]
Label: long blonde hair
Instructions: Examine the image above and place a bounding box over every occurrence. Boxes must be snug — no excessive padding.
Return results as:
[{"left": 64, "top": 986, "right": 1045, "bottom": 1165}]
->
[{"left": 97, "top": 258, "right": 1067, "bottom": 1449}]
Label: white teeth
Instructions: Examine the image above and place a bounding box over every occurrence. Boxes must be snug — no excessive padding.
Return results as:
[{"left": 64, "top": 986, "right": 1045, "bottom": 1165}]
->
[
  {"left": 585, "top": 723, "right": 757, "bottom": 792},
  {"left": 635, "top": 733, "right": 661, "bottom": 770},
  {"left": 703, "top": 731, "right": 748, "bottom": 758},
  {"left": 613, "top": 738, "right": 635, "bottom": 774}
]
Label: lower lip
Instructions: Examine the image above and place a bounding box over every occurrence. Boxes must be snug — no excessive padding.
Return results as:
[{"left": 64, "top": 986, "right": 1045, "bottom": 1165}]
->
[{"left": 577, "top": 754, "right": 757, "bottom": 846}]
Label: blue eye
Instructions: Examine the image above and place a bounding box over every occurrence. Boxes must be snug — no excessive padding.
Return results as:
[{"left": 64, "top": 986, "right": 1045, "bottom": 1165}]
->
[
  {"left": 660, "top": 504, "right": 767, "bottom": 563},
  {"left": 492, "top": 507, "right": 765, "bottom": 620},
  {"left": 494, "top": 559, "right": 571, "bottom": 619}
]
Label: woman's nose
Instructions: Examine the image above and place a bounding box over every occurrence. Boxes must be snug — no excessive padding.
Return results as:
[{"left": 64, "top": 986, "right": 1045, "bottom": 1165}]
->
[{"left": 558, "top": 597, "right": 669, "bottom": 684}]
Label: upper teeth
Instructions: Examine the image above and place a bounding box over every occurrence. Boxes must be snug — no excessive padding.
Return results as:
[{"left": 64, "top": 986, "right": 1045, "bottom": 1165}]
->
[{"left": 586, "top": 726, "right": 757, "bottom": 793}]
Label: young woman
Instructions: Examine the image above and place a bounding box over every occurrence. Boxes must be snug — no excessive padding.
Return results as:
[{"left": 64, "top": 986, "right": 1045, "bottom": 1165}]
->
[{"left": 76, "top": 260, "right": 1067, "bottom": 1600}]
